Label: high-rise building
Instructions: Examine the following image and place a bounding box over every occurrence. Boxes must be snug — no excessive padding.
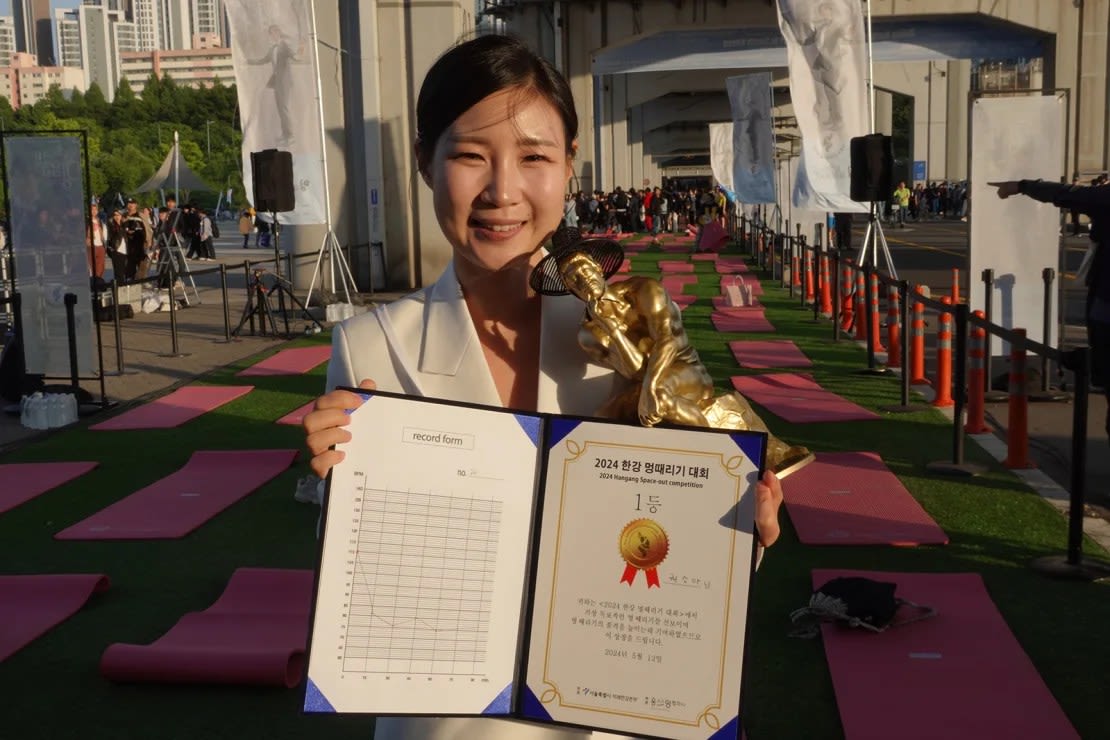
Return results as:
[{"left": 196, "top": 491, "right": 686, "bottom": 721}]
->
[
  {"left": 54, "top": 9, "right": 82, "bottom": 68},
  {"left": 163, "top": 0, "right": 191, "bottom": 50},
  {"left": 131, "top": 0, "right": 164, "bottom": 52},
  {"left": 77, "top": 4, "right": 130, "bottom": 100},
  {"left": 0, "top": 17, "right": 18, "bottom": 64},
  {"left": 12, "top": 0, "right": 53, "bottom": 66},
  {"left": 191, "top": 0, "right": 221, "bottom": 39}
]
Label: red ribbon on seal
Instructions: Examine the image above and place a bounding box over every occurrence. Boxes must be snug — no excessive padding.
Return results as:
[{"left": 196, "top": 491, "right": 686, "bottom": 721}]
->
[{"left": 620, "top": 565, "right": 660, "bottom": 588}]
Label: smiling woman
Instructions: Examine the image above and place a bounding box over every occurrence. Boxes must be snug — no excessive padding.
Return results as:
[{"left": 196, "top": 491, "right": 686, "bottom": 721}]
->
[{"left": 301, "top": 34, "right": 784, "bottom": 740}]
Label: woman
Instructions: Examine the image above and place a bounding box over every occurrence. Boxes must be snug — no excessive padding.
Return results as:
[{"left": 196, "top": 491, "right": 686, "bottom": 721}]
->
[
  {"left": 303, "top": 35, "right": 783, "bottom": 740},
  {"left": 106, "top": 209, "right": 128, "bottom": 282}
]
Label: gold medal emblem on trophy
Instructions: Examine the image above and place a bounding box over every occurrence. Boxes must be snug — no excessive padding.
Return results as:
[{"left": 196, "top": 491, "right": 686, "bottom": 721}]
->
[{"left": 530, "top": 226, "right": 814, "bottom": 477}]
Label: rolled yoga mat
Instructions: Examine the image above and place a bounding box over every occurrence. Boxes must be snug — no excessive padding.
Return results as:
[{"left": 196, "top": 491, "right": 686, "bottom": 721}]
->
[{"left": 100, "top": 568, "right": 314, "bottom": 687}]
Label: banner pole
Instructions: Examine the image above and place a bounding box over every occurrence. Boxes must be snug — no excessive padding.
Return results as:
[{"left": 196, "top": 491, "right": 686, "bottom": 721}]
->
[{"left": 865, "top": 0, "right": 876, "bottom": 134}]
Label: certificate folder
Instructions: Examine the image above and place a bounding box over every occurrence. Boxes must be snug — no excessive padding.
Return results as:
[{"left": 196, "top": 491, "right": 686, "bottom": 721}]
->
[{"left": 305, "top": 389, "right": 766, "bottom": 740}]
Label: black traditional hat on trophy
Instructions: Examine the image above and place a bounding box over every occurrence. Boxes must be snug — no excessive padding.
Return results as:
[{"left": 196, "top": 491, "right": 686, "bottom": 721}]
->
[{"left": 529, "top": 225, "right": 626, "bottom": 296}]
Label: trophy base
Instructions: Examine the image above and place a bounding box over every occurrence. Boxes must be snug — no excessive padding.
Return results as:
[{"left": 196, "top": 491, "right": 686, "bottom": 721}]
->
[
  {"left": 772, "top": 449, "right": 816, "bottom": 478},
  {"left": 703, "top": 392, "right": 814, "bottom": 478}
]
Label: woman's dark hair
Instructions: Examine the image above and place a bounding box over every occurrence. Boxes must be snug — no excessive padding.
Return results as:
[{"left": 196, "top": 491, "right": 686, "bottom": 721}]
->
[{"left": 415, "top": 35, "right": 578, "bottom": 171}]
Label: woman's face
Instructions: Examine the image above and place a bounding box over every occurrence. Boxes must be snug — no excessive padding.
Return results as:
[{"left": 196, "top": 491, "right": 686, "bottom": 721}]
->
[{"left": 425, "top": 88, "right": 574, "bottom": 276}]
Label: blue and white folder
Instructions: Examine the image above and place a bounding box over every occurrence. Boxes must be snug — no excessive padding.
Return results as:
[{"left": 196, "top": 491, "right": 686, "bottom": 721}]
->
[{"left": 305, "top": 389, "right": 765, "bottom": 740}]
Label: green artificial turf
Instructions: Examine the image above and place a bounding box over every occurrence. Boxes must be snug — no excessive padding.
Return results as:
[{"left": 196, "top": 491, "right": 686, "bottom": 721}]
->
[{"left": 1, "top": 246, "right": 1108, "bottom": 739}]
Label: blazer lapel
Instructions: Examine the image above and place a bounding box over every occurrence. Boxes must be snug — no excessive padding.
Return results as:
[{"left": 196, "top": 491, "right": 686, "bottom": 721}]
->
[{"left": 418, "top": 262, "right": 501, "bottom": 407}]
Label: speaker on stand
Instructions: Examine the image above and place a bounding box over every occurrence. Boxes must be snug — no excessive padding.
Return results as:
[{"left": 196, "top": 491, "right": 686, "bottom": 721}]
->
[
  {"left": 850, "top": 133, "right": 897, "bottom": 277},
  {"left": 233, "top": 149, "right": 322, "bottom": 338}
]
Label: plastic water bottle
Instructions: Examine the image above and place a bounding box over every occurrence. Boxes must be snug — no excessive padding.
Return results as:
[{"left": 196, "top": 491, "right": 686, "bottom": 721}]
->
[{"left": 66, "top": 393, "right": 78, "bottom": 425}]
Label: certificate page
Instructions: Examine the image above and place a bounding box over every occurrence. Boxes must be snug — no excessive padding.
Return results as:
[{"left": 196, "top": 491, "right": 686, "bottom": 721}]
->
[
  {"left": 306, "top": 392, "right": 543, "bottom": 715},
  {"left": 524, "top": 420, "right": 763, "bottom": 739}
]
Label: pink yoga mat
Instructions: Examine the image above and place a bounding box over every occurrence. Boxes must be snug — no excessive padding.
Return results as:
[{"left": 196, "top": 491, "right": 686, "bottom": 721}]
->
[
  {"left": 712, "top": 295, "right": 762, "bottom": 312},
  {"left": 100, "top": 568, "right": 314, "bottom": 687},
  {"left": 0, "top": 461, "right": 98, "bottom": 515},
  {"left": 782, "top": 452, "right": 947, "bottom": 545},
  {"left": 661, "top": 242, "right": 693, "bottom": 253},
  {"left": 55, "top": 449, "right": 298, "bottom": 540},
  {"left": 711, "top": 311, "right": 776, "bottom": 333},
  {"left": 729, "top": 373, "right": 879, "bottom": 423},
  {"left": 91, "top": 386, "right": 254, "bottom": 431},
  {"left": 238, "top": 345, "right": 331, "bottom": 376},
  {"left": 715, "top": 260, "right": 750, "bottom": 274},
  {"left": 617, "top": 258, "right": 631, "bottom": 273},
  {"left": 622, "top": 241, "right": 651, "bottom": 252},
  {"left": 691, "top": 253, "right": 718, "bottom": 262},
  {"left": 729, "top": 340, "right": 813, "bottom": 369},
  {"left": 0, "top": 574, "right": 110, "bottom": 662},
  {"left": 276, "top": 400, "right": 315, "bottom": 426},
  {"left": 814, "top": 569, "right": 1078, "bottom": 740},
  {"left": 671, "top": 294, "right": 697, "bottom": 310},
  {"left": 658, "top": 260, "right": 695, "bottom": 273},
  {"left": 661, "top": 275, "right": 697, "bottom": 294}
]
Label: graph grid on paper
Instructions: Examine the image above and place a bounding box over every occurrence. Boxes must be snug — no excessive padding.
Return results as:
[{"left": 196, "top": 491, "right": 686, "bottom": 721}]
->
[{"left": 344, "top": 487, "right": 501, "bottom": 675}]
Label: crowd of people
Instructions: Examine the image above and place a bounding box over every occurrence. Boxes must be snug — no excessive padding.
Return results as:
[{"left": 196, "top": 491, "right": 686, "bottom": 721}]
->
[
  {"left": 564, "top": 185, "right": 730, "bottom": 235},
  {"left": 85, "top": 197, "right": 218, "bottom": 286}
]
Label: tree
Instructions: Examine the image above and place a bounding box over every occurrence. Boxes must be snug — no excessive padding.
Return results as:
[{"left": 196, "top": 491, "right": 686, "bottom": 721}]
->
[{"left": 84, "top": 82, "right": 109, "bottom": 124}]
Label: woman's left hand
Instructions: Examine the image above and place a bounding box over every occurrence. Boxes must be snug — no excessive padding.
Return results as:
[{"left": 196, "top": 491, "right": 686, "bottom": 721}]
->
[{"left": 754, "top": 469, "right": 784, "bottom": 547}]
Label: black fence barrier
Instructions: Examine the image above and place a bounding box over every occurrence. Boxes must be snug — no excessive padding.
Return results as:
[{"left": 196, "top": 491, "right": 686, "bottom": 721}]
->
[{"left": 783, "top": 228, "right": 1104, "bottom": 578}]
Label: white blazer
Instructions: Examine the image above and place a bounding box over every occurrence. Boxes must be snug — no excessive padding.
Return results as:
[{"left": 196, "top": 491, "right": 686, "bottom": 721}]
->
[
  {"left": 327, "top": 261, "right": 621, "bottom": 416},
  {"left": 326, "top": 261, "right": 632, "bottom": 740}
]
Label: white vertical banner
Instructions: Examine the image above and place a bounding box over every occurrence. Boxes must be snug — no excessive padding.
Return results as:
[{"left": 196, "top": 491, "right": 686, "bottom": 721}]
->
[
  {"left": 4, "top": 136, "right": 95, "bottom": 377},
  {"left": 969, "top": 95, "right": 1065, "bottom": 356},
  {"left": 709, "top": 123, "right": 735, "bottom": 192},
  {"left": 776, "top": 0, "right": 868, "bottom": 213},
  {"left": 727, "top": 72, "right": 776, "bottom": 204},
  {"left": 225, "top": 0, "right": 327, "bottom": 225}
]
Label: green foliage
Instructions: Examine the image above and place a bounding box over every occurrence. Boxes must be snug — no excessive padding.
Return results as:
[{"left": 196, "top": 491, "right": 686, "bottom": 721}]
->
[{"left": 2, "top": 75, "right": 243, "bottom": 207}]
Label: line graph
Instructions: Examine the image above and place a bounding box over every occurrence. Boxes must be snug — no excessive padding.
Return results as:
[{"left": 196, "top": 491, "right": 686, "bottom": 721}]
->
[{"left": 342, "top": 486, "right": 501, "bottom": 676}]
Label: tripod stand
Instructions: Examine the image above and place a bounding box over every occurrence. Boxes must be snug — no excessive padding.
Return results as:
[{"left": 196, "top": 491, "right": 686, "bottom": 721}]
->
[
  {"left": 857, "top": 201, "right": 897, "bottom": 278},
  {"left": 154, "top": 214, "right": 200, "bottom": 305},
  {"left": 232, "top": 213, "right": 322, "bottom": 338}
]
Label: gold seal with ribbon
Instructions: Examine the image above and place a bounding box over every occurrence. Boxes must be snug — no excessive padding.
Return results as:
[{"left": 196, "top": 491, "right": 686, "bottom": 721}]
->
[{"left": 618, "top": 518, "right": 669, "bottom": 588}]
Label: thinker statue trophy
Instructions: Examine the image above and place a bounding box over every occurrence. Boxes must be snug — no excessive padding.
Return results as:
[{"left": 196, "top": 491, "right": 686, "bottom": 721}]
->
[{"left": 530, "top": 226, "right": 814, "bottom": 477}]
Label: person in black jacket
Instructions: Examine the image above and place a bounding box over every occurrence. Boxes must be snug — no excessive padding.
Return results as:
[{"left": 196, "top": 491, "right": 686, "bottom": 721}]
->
[{"left": 992, "top": 178, "right": 1110, "bottom": 433}]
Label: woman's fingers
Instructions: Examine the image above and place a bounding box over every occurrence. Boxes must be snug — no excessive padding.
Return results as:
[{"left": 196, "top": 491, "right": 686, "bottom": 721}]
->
[
  {"left": 303, "top": 379, "right": 377, "bottom": 479},
  {"left": 754, "top": 469, "right": 784, "bottom": 548}
]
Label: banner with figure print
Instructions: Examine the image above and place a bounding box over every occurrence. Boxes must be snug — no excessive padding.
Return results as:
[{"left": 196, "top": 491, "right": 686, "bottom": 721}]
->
[
  {"left": 226, "top": 0, "right": 326, "bottom": 225},
  {"left": 727, "top": 73, "right": 776, "bottom": 204},
  {"left": 708, "top": 123, "right": 735, "bottom": 193},
  {"left": 776, "top": 0, "right": 868, "bottom": 213}
]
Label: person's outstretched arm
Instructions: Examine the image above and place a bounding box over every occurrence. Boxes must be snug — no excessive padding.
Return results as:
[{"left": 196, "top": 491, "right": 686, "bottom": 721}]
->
[{"left": 992, "top": 179, "right": 1110, "bottom": 215}]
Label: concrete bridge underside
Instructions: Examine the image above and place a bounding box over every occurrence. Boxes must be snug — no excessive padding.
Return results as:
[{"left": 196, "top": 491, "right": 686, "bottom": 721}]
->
[{"left": 313, "top": 0, "right": 1107, "bottom": 290}]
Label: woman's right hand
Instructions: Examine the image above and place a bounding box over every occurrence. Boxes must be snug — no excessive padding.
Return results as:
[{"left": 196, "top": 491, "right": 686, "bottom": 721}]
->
[{"left": 303, "top": 379, "right": 376, "bottom": 479}]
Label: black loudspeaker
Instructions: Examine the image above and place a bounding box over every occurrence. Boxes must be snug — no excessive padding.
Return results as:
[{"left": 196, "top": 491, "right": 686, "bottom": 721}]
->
[
  {"left": 850, "top": 134, "right": 894, "bottom": 203},
  {"left": 250, "top": 149, "right": 296, "bottom": 213}
]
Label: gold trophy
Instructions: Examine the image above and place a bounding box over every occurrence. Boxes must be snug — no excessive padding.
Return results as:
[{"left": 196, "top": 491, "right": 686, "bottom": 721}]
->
[{"left": 531, "top": 227, "right": 814, "bottom": 477}]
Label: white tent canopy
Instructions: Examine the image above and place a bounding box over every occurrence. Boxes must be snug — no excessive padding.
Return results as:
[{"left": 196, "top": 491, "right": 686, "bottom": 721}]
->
[
  {"left": 135, "top": 138, "right": 216, "bottom": 196},
  {"left": 591, "top": 14, "right": 1048, "bottom": 74}
]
